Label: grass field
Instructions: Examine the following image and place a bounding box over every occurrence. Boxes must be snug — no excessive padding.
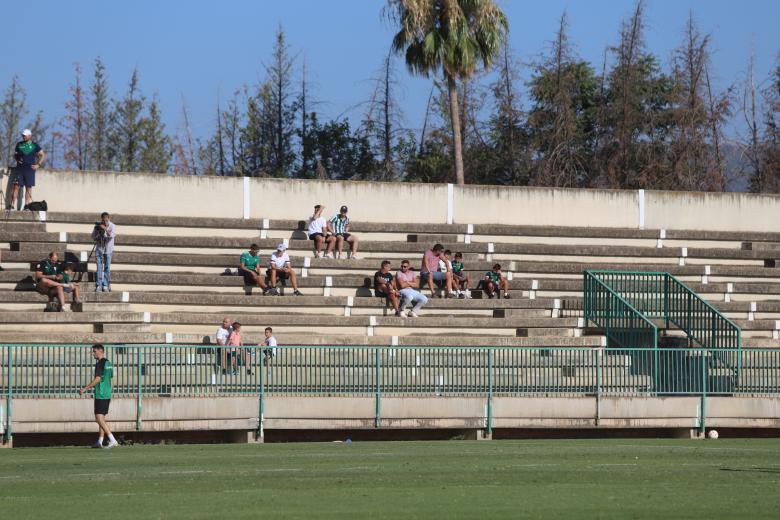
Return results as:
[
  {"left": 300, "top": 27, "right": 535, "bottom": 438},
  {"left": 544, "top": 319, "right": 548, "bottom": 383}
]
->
[{"left": 2, "top": 439, "right": 780, "bottom": 519}]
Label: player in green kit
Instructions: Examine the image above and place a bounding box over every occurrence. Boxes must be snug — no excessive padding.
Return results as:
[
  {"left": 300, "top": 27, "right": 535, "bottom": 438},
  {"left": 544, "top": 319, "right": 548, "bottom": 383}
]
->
[{"left": 78, "top": 344, "right": 118, "bottom": 448}]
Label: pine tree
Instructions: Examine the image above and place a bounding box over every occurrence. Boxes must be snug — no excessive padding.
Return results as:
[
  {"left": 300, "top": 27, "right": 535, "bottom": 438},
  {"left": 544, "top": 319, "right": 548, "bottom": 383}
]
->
[
  {"left": 265, "top": 26, "right": 297, "bottom": 177},
  {"left": 528, "top": 12, "right": 598, "bottom": 188},
  {"left": 111, "top": 69, "right": 145, "bottom": 172},
  {"left": 487, "top": 40, "right": 531, "bottom": 185},
  {"left": 89, "top": 57, "right": 112, "bottom": 171},
  {"left": 0, "top": 76, "right": 27, "bottom": 167},
  {"left": 138, "top": 97, "right": 171, "bottom": 173},
  {"left": 63, "top": 62, "right": 89, "bottom": 170},
  {"left": 667, "top": 14, "right": 730, "bottom": 191}
]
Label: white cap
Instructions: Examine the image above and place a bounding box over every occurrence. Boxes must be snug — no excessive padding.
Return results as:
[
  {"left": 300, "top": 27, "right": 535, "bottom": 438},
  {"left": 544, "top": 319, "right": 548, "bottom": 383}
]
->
[
  {"left": 276, "top": 243, "right": 287, "bottom": 251},
  {"left": 21, "top": 129, "right": 32, "bottom": 137}
]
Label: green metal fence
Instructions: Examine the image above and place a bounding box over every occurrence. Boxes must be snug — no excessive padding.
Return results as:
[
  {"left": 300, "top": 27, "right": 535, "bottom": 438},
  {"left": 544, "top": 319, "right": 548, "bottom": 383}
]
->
[{"left": 3, "top": 344, "right": 780, "bottom": 444}]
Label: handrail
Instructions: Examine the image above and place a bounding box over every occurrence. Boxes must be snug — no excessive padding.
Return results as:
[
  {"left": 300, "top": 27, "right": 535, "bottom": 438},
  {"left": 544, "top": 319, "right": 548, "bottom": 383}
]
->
[{"left": 584, "top": 271, "right": 659, "bottom": 349}]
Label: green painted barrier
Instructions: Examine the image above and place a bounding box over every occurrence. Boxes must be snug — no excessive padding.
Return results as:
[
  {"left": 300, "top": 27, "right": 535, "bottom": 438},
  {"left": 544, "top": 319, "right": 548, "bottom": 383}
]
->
[{"left": 2, "top": 344, "right": 778, "bottom": 444}]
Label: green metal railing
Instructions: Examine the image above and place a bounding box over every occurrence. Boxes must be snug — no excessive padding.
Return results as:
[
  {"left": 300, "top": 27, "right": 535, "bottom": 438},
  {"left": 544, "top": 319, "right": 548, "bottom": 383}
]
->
[
  {"left": 585, "top": 270, "right": 742, "bottom": 372},
  {"left": 3, "top": 344, "right": 780, "bottom": 444},
  {"left": 583, "top": 271, "right": 659, "bottom": 349}
]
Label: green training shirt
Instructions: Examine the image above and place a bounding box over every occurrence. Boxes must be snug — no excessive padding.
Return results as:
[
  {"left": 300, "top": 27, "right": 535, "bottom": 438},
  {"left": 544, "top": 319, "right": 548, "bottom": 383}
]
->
[
  {"left": 240, "top": 251, "right": 261, "bottom": 271},
  {"left": 94, "top": 358, "right": 113, "bottom": 400}
]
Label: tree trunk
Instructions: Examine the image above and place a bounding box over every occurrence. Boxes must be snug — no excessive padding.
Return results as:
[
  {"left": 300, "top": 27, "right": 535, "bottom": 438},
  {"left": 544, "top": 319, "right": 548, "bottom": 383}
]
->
[{"left": 447, "top": 74, "right": 465, "bottom": 185}]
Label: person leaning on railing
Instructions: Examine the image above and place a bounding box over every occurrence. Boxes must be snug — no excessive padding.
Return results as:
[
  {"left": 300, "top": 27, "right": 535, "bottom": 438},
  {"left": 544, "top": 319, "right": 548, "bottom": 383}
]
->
[{"left": 215, "top": 316, "right": 233, "bottom": 374}]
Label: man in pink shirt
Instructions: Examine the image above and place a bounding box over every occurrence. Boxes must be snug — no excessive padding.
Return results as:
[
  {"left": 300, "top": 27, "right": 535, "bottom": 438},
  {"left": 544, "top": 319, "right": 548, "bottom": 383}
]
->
[
  {"left": 420, "top": 243, "right": 455, "bottom": 298},
  {"left": 395, "top": 259, "right": 428, "bottom": 317}
]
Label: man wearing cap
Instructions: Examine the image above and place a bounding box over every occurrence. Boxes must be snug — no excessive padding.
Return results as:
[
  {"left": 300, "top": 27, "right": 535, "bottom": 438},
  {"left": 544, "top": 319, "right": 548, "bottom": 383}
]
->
[
  {"left": 267, "top": 243, "right": 303, "bottom": 296},
  {"left": 239, "top": 244, "right": 275, "bottom": 295},
  {"left": 327, "top": 205, "right": 359, "bottom": 260},
  {"left": 10, "top": 129, "right": 45, "bottom": 210}
]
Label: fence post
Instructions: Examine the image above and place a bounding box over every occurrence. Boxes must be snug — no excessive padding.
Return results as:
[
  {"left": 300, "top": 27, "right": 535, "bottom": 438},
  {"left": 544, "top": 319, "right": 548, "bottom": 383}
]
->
[
  {"left": 5, "top": 347, "right": 12, "bottom": 445},
  {"left": 699, "top": 349, "right": 707, "bottom": 436},
  {"left": 375, "top": 348, "right": 381, "bottom": 428},
  {"left": 486, "top": 349, "right": 493, "bottom": 437},
  {"left": 595, "top": 348, "right": 601, "bottom": 426},
  {"left": 664, "top": 274, "right": 670, "bottom": 329},
  {"left": 136, "top": 347, "right": 142, "bottom": 431},
  {"left": 257, "top": 348, "right": 265, "bottom": 441}
]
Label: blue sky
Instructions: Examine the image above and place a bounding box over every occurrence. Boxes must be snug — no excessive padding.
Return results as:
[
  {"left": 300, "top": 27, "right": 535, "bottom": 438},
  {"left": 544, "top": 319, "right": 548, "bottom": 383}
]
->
[{"left": 2, "top": 0, "right": 778, "bottom": 141}]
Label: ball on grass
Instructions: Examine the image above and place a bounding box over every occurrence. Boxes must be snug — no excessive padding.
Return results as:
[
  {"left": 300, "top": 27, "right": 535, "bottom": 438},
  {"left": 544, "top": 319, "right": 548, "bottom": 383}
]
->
[{"left": 707, "top": 429, "right": 719, "bottom": 439}]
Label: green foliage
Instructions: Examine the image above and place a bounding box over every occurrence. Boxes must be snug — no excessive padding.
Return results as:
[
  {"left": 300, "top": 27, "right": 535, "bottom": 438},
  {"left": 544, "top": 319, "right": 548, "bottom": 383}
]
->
[{"left": 307, "top": 113, "right": 378, "bottom": 180}]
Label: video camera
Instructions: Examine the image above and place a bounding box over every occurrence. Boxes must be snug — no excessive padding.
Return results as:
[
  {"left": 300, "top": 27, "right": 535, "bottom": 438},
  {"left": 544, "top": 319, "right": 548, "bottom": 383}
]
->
[{"left": 94, "top": 222, "right": 107, "bottom": 239}]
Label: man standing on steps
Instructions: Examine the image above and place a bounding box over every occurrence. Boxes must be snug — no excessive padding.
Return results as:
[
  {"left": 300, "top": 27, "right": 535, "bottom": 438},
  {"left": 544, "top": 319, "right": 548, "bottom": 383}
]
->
[
  {"left": 78, "top": 344, "right": 118, "bottom": 449},
  {"left": 91, "top": 212, "right": 117, "bottom": 292},
  {"left": 10, "top": 128, "right": 45, "bottom": 210}
]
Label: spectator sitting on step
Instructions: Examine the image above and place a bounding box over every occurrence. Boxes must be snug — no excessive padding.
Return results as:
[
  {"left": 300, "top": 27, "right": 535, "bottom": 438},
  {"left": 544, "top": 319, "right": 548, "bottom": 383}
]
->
[
  {"left": 374, "top": 260, "right": 402, "bottom": 317},
  {"left": 226, "top": 321, "right": 250, "bottom": 375},
  {"left": 268, "top": 243, "right": 303, "bottom": 296},
  {"left": 34, "top": 252, "right": 81, "bottom": 311},
  {"left": 215, "top": 316, "right": 233, "bottom": 373},
  {"left": 395, "top": 259, "right": 428, "bottom": 318},
  {"left": 307, "top": 204, "right": 336, "bottom": 258},
  {"left": 61, "top": 263, "right": 83, "bottom": 309},
  {"left": 327, "top": 205, "right": 359, "bottom": 259},
  {"left": 263, "top": 326, "right": 277, "bottom": 359},
  {"left": 483, "top": 263, "right": 510, "bottom": 299},
  {"left": 451, "top": 252, "right": 472, "bottom": 299},
  {"left": 421, "top": 243, "right": 456, "bottom": 298},
  {"left": 239, "top": 243, "right": 274, "bottom": 295}
]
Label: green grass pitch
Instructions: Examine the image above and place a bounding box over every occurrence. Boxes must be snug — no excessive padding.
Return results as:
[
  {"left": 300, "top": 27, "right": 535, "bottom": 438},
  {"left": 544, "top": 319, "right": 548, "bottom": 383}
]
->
[{"left": 2, "top": 439, "right": 779, "bottom": 519}]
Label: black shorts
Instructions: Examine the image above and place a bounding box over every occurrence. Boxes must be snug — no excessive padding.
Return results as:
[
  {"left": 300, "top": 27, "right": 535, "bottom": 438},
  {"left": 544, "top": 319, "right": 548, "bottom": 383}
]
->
[
  {"left": 335, "top": 232, "right": 351, "bottom": 241},
  {"left": 15, "top": 169, "right": 35, "bottom": 188},
  {"left": 375, "top": 290, "right": 389, "bottom": 298},
  {"left": 267, "top": 268, "right": 288, "bottom": 281},
  {"left": 242, "top": 271, "right": 260, "bottom": 285},
  {"left": 94, "top": 399, "right": 111, "bottom": 415},
  {"left": 309, "top": 232, "right": 325, "bottom": 240}
]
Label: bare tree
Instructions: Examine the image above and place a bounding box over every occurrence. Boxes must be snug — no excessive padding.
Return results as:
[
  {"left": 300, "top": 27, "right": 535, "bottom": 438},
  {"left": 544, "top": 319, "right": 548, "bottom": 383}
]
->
[{"left": 0, "top": 76, "right": 27, "bottom": 167}]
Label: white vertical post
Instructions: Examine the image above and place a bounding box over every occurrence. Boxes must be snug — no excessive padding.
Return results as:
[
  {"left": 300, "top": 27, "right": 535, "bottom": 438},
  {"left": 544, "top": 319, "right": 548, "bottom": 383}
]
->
[
  {"left": 446, "top": 183, "right": 454, "bottom": 224},
  {"left": 638, "top": 189, "right": 645, "bottom": 230},
  {"left": 243, "top": 176, "right": 250, "bottom": 220}
]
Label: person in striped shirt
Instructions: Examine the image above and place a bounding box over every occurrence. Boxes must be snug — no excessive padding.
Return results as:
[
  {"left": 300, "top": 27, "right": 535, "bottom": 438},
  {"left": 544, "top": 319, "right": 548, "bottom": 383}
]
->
[{"left": 327, "top": 205, "right": 359, "bottom": 259}]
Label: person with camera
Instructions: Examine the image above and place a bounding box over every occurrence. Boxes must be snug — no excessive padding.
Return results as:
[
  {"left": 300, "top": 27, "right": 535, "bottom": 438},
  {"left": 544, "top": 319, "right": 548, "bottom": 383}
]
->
[{"left": 91, "top": 212, "right": 116, "bottom": 292}]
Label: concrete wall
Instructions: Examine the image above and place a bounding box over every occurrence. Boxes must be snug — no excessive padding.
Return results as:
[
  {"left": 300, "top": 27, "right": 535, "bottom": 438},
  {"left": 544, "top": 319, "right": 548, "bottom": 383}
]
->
[
  {"left": 4, "top": 168, "right": 780, "bottom": 232},
  {"left": 7, "top": 396, "right": 780, "bottom": 437}
]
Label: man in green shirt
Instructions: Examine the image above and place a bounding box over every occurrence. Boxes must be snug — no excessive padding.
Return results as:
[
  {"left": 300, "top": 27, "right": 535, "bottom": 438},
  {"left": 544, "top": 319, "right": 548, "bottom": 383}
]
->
[
  {"left": 78, "top": 344, "right": 118, "bottom": 448},
  {"left": 239, "top": 243, "right": 276, "bottom": 295}
]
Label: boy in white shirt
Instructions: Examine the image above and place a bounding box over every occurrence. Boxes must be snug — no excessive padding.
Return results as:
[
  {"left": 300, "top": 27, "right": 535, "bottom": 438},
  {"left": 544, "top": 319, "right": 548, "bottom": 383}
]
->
[
  {"left": 307, "top": 204, "right": 335, "bottom": 258},
  {"left": 263, "top": 327, "right": 277, "bottom": 359},
  {"left": 268, "top": 243, "right": 303, "bottom": 296}
]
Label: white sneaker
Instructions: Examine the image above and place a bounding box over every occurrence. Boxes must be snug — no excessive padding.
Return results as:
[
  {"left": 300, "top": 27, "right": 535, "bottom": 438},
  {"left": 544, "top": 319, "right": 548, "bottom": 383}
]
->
[
  {"left": 465, "top": 291, "right": 472, "bottom": 299},
  {"left": 104, "top": 440, "right": 119, "bottom": 449},
  {"left": 336, "top": 253, "right": 343, "bottom": 259},
  {"left": 349, "top": 253, "right": 360, "bottom": 260},
  {"left": 408, "top": 311, "right": 419, "bottom": 318},
  {"left": 314, "top": 251, "right": 321, "bottom": 258}
]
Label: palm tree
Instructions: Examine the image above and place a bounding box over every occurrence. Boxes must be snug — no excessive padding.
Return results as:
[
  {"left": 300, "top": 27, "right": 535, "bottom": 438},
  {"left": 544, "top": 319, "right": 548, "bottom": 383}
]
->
[{"left": 388, "top": 0, "right": 508, "bottom": 185}]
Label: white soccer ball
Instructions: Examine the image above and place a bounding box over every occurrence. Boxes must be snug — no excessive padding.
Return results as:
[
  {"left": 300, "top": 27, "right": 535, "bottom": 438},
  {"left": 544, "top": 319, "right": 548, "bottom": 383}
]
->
[{"left": 708, "top": 430, "right": 719, "bottom": 439}]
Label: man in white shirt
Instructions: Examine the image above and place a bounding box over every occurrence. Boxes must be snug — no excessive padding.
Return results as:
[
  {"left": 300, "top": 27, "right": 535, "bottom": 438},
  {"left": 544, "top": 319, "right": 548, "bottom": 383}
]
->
[
  {"left": 268, "top": 243, "right": 303, "bottom": 296},
  {"left": 307, "top": 204, "right": 335, "bottom": 258},
  {"left": 215, "top": 317, "right": 232, "bottom": 373}
]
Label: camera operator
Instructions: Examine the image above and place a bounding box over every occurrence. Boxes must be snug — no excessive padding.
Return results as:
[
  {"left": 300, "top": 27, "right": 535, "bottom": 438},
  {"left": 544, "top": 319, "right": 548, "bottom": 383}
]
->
[{"left": 90, "top": 212, "right": 116, "bottom": 292}]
